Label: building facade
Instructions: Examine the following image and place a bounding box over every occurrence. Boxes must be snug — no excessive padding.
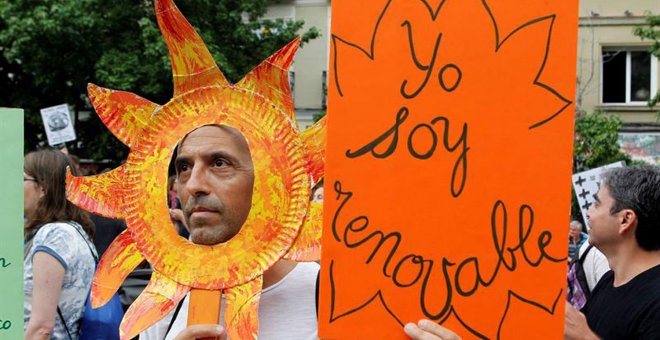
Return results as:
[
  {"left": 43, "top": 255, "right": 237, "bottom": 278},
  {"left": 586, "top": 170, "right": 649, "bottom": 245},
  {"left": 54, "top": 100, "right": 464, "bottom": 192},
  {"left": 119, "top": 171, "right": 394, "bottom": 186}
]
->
[
  {"left": 577, "top": 0, "right": 659, "bottom": 164},
  {"left": 264, "top": 0, "right": 331, "bottom": 130}
]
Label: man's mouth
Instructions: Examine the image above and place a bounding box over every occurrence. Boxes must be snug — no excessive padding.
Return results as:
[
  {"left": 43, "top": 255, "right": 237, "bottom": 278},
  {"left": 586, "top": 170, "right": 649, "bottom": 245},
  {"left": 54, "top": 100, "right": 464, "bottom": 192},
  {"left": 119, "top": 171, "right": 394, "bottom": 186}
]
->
[{"left": 189, "top": 206, "right": 218, "bottom": 215}]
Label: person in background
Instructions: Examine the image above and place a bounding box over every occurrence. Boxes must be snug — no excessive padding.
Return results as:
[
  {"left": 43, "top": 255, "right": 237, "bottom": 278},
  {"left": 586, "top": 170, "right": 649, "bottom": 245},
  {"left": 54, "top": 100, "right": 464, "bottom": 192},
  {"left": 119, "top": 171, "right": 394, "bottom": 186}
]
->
[
  {"left": 565, "top": 166, "right": 660, "bottom": 339},
  {"left": 90, "top": 214, "right": 127, "bottom": 257},
  {"left": 167, "top": 175, "right": 189, "bottom": 239},
  {"left": 311, "top": 180, "right": 324, "bottom": 203},
  {"left": 568, "top": 220, "right": 588, "bottom": 263},
  {"left": 567, "top": 219, "right": 609, "bottom": 309},
  {"left": 24, "top": 149, "right": 97, "bottom": 339}
]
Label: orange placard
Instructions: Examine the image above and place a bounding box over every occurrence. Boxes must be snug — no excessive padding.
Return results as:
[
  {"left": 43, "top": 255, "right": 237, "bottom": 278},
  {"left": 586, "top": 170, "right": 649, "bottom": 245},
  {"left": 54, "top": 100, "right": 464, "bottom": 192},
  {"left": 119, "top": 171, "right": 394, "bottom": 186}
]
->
[{"left": 319, "top": 0, "right": 578, "bottom": 339}]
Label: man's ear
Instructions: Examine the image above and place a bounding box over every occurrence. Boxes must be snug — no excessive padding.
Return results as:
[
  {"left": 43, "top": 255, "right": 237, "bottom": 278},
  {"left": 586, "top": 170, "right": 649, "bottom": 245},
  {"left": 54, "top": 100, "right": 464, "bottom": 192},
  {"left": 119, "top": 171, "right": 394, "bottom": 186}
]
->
[{"left": 618, "top": 209, "right": 637, "bottom": 235}]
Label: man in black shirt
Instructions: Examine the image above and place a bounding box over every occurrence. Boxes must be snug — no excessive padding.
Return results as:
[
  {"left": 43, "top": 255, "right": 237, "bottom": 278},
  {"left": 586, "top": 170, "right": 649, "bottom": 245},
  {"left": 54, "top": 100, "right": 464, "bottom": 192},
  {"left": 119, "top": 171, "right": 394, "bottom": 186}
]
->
[{"left": 565, "top": 166, "right": 660, "bottom": 340}]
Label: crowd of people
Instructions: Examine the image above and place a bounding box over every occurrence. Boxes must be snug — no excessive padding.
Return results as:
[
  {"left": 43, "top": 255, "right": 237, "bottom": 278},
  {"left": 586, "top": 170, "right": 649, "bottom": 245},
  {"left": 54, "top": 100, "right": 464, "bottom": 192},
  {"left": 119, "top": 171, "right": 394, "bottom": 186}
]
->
[{"left": 23, "top": 139, "right": 660, "bottom": 339}]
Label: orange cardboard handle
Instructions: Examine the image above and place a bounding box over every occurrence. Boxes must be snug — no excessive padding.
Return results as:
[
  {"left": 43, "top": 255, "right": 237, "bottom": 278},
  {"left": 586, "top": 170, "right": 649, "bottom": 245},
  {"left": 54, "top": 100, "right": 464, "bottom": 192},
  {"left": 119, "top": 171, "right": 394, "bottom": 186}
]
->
[{"left": 188, "top": 288, "right": 222, "bottom": 340}]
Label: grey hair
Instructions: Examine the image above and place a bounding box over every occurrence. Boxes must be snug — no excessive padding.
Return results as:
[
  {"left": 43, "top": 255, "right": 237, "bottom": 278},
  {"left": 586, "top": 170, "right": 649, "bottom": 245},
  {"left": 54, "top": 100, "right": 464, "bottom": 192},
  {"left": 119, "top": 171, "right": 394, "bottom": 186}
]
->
[{"left": 600, "top": 166, "right": 660, "bottom": 251}]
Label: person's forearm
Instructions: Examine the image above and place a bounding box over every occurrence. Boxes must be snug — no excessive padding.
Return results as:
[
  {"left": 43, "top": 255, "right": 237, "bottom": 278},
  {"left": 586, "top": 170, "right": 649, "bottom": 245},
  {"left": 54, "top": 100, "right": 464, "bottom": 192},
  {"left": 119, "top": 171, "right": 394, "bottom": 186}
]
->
[{"left": 24, "top": 322, "right": 54, "bottom": 340}]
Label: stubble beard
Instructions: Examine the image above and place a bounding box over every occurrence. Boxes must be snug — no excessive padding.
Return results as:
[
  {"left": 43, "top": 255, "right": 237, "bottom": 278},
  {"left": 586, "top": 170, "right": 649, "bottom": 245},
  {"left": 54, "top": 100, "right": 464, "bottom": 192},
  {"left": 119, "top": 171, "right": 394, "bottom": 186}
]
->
[{"left": 189, "top": 221, "right": 239, "bottom": 245}]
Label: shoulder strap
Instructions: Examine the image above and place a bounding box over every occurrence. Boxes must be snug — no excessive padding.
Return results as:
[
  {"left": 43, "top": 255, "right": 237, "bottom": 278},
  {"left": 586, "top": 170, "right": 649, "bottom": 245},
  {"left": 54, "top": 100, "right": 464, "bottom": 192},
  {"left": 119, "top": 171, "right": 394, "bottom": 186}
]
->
[
  {"left": 165, "top": 296, "right": 186, "bottom": 338},
  {"left": 575, "top": 244, "right": 595, "bottom": 296},
  {"left": 57, "top": 306, "right": 73, "bottom": 340},
  {"left": 578, "top": 244, "right": 594, "bottom": 264},
  {"left": 65, "top": 222, "right": 99, "bottom": 263}
]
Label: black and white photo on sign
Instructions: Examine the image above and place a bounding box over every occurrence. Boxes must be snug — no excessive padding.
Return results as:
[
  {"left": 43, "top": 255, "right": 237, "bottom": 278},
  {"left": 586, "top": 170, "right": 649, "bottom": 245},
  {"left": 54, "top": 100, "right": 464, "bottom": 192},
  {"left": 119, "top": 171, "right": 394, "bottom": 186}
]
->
[
  {"left": 572, "top": 161, "right": 625, "bottom": 228},
  {"left": 40, "top": 104, "right": 77, "bottom": 146}
]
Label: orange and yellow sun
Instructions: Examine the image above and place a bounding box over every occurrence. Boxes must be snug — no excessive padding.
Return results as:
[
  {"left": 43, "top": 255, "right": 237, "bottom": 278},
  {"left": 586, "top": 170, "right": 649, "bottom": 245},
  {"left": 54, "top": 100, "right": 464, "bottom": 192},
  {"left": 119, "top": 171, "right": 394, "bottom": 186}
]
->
[{"left": 65, "top": 0, "right": 325, "bottom": 338}]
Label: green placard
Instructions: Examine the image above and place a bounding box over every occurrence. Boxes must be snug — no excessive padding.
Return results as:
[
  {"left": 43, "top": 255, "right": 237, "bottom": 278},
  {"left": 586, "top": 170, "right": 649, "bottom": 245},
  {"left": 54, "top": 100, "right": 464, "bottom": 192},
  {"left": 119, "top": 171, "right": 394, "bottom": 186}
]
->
[{"left": 0, "top": 108, "right": 24, "bottom": 336}]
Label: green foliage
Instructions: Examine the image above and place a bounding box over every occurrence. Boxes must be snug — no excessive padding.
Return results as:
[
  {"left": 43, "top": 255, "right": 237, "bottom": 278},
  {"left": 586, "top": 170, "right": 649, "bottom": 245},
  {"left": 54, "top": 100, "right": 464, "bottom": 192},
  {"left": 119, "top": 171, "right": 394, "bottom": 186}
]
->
[
  {"left": 571, "top": 112, "right": 638, "bottom": 224},
  {"left": 0, "top": 0, "right": 319, "bottom": 162},
  {"left": 573, "top": 112, "right": 631, "bottom": 172},
  {"left": 633, "top": 12, "right": 660, "bottom": 113},
  {"left": 312, "top": 111, "right": 326, "bottom": 123}
]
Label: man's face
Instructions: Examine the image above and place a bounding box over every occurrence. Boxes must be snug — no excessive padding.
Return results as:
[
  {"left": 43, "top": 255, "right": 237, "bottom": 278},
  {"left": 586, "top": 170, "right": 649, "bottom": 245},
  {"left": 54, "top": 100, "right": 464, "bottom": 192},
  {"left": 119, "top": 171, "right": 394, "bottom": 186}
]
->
[
  {"left": 586, "top": 185, "right": 621, "bottom": 249},
  {"left": 175, "top": 125, "right": 255, "bottom": 245},
  {"left": 569, "top": 226, "right": 581, "bottom": 240}
]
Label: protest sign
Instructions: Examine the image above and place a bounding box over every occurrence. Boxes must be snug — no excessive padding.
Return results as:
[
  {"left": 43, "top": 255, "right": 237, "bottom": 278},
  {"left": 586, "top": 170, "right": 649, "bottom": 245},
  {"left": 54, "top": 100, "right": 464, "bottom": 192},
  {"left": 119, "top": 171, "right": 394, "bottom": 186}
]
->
[
  {"left": 0, "top": 108, "right": 24, "bottom": 338},
  {"left": 40, "top": 104, "right": 76, "bottom": 146},
  {"left": 320, "top": 0, "right": 578, "bottom": 338},
  {"left": 572, "top": 161, "right": 625, "bottom": 228}
]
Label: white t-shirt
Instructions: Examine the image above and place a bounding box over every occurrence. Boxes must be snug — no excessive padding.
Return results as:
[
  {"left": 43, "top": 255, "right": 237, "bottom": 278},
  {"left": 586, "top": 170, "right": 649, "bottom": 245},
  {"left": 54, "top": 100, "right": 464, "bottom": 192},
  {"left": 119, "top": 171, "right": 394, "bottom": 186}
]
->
[
  {"left": 578, "top": 241, "right": 610, "bottom": 291},
  {"left": 140, "top": 262, "right": 320, "bottom": 340}
]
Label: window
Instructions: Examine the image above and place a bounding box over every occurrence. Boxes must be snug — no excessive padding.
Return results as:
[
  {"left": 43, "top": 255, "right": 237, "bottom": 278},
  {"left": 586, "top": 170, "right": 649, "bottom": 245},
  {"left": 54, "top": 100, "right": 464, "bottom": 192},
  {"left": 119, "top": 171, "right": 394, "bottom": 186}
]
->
[{"left": 601, "top": 48, "right": 658, "bottom": 104}]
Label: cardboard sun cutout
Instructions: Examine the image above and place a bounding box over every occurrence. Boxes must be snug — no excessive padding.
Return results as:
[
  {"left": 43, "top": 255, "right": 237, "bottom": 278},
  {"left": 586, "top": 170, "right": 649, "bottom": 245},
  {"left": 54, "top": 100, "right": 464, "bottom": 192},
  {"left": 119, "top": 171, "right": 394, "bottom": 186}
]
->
[{"left": 65, "top": 0, "right": 325, "bottom": 338}]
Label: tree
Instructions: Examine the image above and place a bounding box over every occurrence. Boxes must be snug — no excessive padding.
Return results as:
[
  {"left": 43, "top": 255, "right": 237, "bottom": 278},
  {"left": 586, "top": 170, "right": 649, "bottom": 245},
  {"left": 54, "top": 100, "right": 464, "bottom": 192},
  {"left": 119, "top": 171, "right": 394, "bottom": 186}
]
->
[
  {"left": 0, "top": 0, "right": 319, "bottom": 162},
  {"left": 570, "top": 111, "right": 644, "bottom": 224},
  {"left": 633, "top": 12, "right": 660, "bottom": 113},
  {"left": 573, "top": 112, "right": 631, "bottom": 173}
]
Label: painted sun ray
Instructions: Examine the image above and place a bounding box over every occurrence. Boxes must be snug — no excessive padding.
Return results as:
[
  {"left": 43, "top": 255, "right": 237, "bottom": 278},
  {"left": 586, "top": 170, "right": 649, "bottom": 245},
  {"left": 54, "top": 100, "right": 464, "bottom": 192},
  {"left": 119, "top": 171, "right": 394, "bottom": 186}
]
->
[
  {"left": 236, "top": 38, "right": 300, "bottom": 121},
  {"left": 120, "top": 270, "right": 190, "bottom": 340},
  {"left": 87, "top": 83, "right": 158, "bottom": 148},
  {"left": 155, "top": 0, "right": 228, "bottom": 96},
  {"left": 284, "top": 201, "right": 322, "bottom": 261},
  {"left": 300, "top": 116, "right": 327, "bottom": 184},
  {"left": 91, "top": 230, "right": 144, "bottom": 308},
  {"left": 224, "top": 276, "right": 263, "bottom": 340},
  {"left": 66, "top": 164, "right": 127, "bottom": 218}
]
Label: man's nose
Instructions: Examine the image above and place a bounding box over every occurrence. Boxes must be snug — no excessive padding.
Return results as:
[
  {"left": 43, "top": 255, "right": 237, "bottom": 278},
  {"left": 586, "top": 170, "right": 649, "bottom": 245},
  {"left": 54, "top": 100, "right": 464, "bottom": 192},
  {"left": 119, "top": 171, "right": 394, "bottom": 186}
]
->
[{"left": 185, "top": 165, "right": 211, "bottom": 196}]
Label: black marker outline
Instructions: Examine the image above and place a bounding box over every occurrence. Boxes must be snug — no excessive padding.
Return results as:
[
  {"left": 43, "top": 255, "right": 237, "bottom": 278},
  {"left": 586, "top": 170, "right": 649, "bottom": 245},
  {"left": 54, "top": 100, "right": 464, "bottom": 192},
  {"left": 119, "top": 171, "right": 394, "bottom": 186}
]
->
[
  {"left": 402, "top": 20, "right": 430, "bottom": 71},
  {"left": 328, "top": 259, "right": 404, "bottom": 327},
  {"left": 331, "top": 0, "right": 572, "bottom": 128},
  {"left": 331, "top": 0, "right": 394, "bottom": 97},
  {"left": 496, "top": 288, "right": 564, "bottom": 339},
  {"left": 438, "top": 307, "right": 489, "bottom": 339},
  {"left": 479, "top": 0, "right": 571, "bottom": 129}
]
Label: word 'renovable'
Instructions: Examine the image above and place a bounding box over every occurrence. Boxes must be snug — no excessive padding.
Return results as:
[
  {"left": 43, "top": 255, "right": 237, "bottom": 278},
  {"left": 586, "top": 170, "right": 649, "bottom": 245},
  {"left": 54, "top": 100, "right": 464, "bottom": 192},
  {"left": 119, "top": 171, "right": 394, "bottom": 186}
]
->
[{"left": 331, "top": 181, "right": 564, "bottom": 320}]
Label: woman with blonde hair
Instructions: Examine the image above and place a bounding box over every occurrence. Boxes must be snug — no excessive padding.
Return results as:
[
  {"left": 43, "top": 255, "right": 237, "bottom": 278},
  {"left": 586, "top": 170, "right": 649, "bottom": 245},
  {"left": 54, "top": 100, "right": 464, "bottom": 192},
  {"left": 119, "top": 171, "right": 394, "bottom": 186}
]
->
[{"left": 24, "top": 149, "right": 96, "bottom": 339}]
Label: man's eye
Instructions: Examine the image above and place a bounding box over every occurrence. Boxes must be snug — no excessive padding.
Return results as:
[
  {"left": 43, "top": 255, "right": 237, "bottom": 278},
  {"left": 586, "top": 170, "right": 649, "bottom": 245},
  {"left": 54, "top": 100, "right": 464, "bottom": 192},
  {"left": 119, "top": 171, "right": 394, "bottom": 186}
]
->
[
  {"left": 177, "top": 163, "right": 190, "bottom": 172},
  {"left": 214, "top": 159, "right": 228, "bottom": 167}
]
